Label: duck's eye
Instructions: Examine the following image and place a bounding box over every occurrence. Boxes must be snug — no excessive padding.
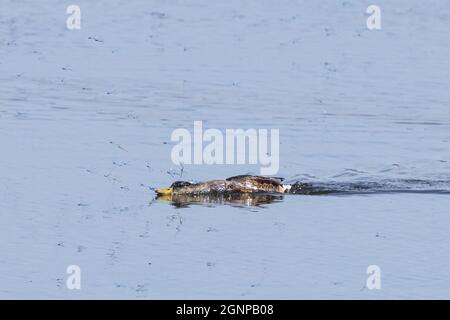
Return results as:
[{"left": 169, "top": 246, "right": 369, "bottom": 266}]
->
[{"left": 171, "top": 181, "right": 192, "bottom": 188}]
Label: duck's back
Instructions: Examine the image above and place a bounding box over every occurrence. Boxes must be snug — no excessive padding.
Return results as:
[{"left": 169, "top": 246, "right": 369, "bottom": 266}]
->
[
  {"left": 176, "top": 180, "right": 254, "bottom": 195},
  {"left": 226, "top": 175, "right": 286, "bottom": 193}
]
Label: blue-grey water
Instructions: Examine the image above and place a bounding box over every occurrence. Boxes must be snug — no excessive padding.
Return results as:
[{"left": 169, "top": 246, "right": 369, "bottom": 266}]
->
[{"left": 1, "top": 0, "right": 450, "bottom": 299}]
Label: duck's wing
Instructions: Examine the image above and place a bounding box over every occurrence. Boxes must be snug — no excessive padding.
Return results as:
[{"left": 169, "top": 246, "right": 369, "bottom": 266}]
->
[
  {"left": 225, "top": 175, "right": 252, "bottom": 181},
  {"left": 226, "top": 175, "right": 284, "bottom": 184}
]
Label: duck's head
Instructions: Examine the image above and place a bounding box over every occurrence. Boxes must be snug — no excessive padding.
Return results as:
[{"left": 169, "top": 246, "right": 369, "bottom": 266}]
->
[{"left": 155, "top": 181, "right": 192, "bottom": 196}]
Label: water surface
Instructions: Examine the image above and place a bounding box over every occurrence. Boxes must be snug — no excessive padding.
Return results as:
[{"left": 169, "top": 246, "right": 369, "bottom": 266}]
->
[{"left": 1, "top": 0, "right": 450, "bottom": 299}]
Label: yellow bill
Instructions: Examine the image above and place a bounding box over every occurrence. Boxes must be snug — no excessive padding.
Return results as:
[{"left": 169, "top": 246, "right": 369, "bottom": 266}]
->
[{"left": 155, "top": 187, "right": 173, "bottom": 195}]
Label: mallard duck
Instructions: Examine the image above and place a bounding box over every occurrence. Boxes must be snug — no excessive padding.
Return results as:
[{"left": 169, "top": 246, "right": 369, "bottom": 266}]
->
[{"left": 156, "top": 175, "right": 291, "bottom": 196}]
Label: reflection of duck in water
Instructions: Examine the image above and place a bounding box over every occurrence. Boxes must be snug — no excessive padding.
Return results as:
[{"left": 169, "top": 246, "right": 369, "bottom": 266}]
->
[
  {"left": 156, "top": 175, "right": 291, "bottom": 196},
  {"left": 160, "top": 192, "right": 284, "bottom": 208}
]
